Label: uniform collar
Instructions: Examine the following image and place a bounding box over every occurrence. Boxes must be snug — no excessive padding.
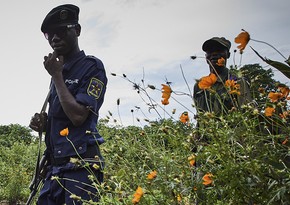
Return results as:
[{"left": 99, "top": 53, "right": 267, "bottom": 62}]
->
[
  {"left": 63, "top": 50, "right": 85, "bottom": 71},
  {"left": 215, "top": 67, "right": 229, "bottom": 82}
]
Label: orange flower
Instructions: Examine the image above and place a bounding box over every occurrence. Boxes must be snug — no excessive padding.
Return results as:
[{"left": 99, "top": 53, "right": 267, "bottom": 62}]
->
[
  {"left": 225, "top": 79, "right": 241, "bottom": 95},
  {"left": 180, "top": 111, "right": 189, "bottom": 124},
  {"left": 258, "top": 87, "right": 265, "bottom": 94},
  {"left": 161, "top": 98, "right": 169, "bottom": 105},
  {"left": 265, "top": 107, "right": 275, "bottom": 117},
  {"left": 282, "top": 136, "right": 288, "bottom": 145},
  {"left": 278, "top": 85, "right": 290, "bottom": 98},
  {"left": 132, "top": 186, "right": 144, "bottom": 204},
  {"left": 161, "top": 84, "right": 172, "bottom": 105},
  {"left": 198, "top": 73, "right": 217, "bottom": 90},
  {"left": 268, "top": 92, "right": 283, "bottom": 102},
  {"left": 216, "top": 57, "right": 225, "bottom": 66},
  {"left": 234, "top": 29, "right": 250, "bottom": 51},
  {"left": 202, "top": 173, "right": 213, "bottom": 186},
  {"left": 280, "top": 111, "right": 290, "bottom": 119},
  {"left": 60, "top": 127, "right": 69, "bottom": 137},
  {"left": 188, "top": 154, "right": 196, "bottom": 166},
  {"left": 147, "top": 170, "right": 157, "bottom": 180}
]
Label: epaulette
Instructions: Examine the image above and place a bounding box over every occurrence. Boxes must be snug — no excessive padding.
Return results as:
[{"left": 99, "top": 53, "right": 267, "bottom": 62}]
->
[{"left": 86, "top": 55, "right": 104, "bottom": 69}]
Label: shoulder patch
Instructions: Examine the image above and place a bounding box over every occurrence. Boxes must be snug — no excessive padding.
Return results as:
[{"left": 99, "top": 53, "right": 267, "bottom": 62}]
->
[{"left": 87, "top": 78, "right": 104, "bottom": 99}]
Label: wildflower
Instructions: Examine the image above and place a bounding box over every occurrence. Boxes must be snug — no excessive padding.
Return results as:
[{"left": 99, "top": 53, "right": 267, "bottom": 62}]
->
[
  {"left": 216, "top": 57, "right": 225, "bottom": 66},
  {"left": 204, "top": 112, "right": 215, "bottom": 118},
  {"left": 147, "top": 170, "right": 157, "bottom": 180},
  {"left": 253, "top": 109, "right": 259, "bottom": 115},
  {"left": 172, "top": 108, "right": 176, "bottom": 114},
  {"left": 234, "top": 29, "right": 250, "bottom": 51},
  {"left": 148, "top": 84, "right": 156, "bottom": 90},
  {"left": 60, "top": 127, "right": 69, "bottom": 137},
  {"left": 282, "top": 136, "right": 288, "bottom": 145},
  {"left": 51, "top": 176, "right": 59, "bottom": 180},
  {"left": 161, "top": 84, "right": 172, "bottom": 105},
  {"left": 268, "top": 92, "right": 283, "bottom": 102},
  {"left": 180, "top": 111, "right": 189, "bottom": 124},
  {"left": 92, "top": 164, "right": 100, "bottom": 170},
  {"left": 265, "top": 107, "right": 275, "bottom": 117},
  {"left": 70, "top": 194, "right": 81, "bottom": 201},
  {"left": 198, "top": 73, "right": 217, "bottom": 90},
  {"left": 280, "top": 111, "right": 290, "bottom": 119},
  {"left": 258, "top": 87, "right": 266, "bottom": 94},
  {"left": 70, "top": 157, "right": 80, "bottom": 164},
  {"left": 202, "top": 173, "right": 214, "bottom": 186},
  {"left": 188, "top": 154, "right": 196, "bottom": 166},
  {"left": 160, "top": 126, "right": 169, "bottom": 134},
  {"left": 132, "top": 186, "right": 144, "bottom": 204},
  {"left": 177, "top": 194, "right": 182, "bottom": 203},
  {"left": 225, "top": 79, "right": 241, "bottom": 95},
  {"left": 278, "top": 85, "right": 290, "bottom": 98},
  {"left": 94, "top": 155, "right": 100, "bottom": 160},
  {"left": 88, "top": 175, "right": 95, "bottom": 182}
]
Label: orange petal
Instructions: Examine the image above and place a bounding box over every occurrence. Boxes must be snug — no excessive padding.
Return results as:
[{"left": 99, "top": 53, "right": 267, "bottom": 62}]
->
[
  {"left": 198, "top": 73, "right": 217, "bottom": 89},
  {"left": 265, "top": 107, "right": 275, "bottom": 117},
  {"left": 60, "top": 127, "right": 69, "bottom": 137},
  {"left": 234, "top": 30, "right": 250, "bottom": 51}
]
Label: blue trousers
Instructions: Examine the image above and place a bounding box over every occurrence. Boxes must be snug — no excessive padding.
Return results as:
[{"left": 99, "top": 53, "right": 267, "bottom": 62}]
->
[{"left": 37, "top": 163, "right": 103, "bottom": 205}]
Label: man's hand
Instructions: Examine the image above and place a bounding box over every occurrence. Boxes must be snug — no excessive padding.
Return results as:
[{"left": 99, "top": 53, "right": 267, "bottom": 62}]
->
[
  {"left": 43, "top": 51, "right": 64, "bottom": 77},
  {"left": 29, "top": 112, "right": 47, "bottom": 132}
]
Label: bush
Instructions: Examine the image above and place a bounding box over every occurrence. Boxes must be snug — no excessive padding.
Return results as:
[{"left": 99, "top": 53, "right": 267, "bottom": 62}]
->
[{"left": 0, "top": 141, "right": 40, "bottom": 204}]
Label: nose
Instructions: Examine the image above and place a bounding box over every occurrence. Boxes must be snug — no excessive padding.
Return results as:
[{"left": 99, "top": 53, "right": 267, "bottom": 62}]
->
[{"left": 51, "top": 33, "right": 60, "bottom": 41}]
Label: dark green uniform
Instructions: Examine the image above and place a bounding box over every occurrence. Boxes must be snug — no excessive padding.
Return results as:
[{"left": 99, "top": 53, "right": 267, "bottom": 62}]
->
[{"left": 193, "top": 68, "right": 252, "bottom": 115}]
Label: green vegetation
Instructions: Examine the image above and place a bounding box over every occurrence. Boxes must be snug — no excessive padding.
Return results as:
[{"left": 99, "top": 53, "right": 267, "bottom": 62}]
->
[{"left": 0, "top": 30, "right": 289, "bottom": 204}]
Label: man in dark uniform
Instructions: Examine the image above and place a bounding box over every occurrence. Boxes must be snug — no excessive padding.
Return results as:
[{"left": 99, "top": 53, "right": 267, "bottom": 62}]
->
[
  {"left": 29, "top": 4, "right": 107, "bottom": 204},
  {"left": 192, "top": 37, "right": 252, "bottom": 204},
  {"left": 193, "top": 37, "right": 252, "bottom": 116}
]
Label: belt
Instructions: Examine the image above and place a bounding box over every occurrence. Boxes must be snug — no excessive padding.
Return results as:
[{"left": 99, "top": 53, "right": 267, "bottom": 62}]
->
[{"left": 50, "top": 145, "right": 101, "bottom": 166}]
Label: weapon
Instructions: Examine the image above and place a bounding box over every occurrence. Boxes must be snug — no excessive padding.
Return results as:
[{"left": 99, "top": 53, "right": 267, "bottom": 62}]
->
[
  {"left": 26, "top": 155, "right": 47, "bottom": 205},
  {"left": 26, "top": 85, "right": 52, "bottom": 205}
]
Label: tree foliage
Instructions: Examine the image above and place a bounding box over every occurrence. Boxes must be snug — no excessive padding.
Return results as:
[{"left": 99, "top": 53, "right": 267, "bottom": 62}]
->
[{"left": 0, "top": 124, "right": 35, "bottom": 147}]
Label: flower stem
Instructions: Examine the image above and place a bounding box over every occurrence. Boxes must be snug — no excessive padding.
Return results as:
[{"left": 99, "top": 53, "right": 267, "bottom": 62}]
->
[{"left": 251, "top": 38, "right": 287, "bottom": 60}]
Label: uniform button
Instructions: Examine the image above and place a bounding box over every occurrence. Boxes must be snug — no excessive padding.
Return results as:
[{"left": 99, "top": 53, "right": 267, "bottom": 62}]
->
[
  {"left": 79, "top": 147, "right": 83, "bottom": 150},
  {"left": 57, "top": 150, "right": 62, "bottom": 154}
]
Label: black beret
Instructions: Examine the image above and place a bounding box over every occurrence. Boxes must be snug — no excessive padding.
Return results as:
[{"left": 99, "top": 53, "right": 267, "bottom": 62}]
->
[
  {"left": 202, "top": 37, "right": 231, "bottom": 52},
  {"left": 41, "top": 4, "right": 79, "bottom": 32}
]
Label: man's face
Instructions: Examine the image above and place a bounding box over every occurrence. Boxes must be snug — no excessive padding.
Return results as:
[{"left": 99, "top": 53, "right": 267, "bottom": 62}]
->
[
  {"left": 205, "top": 47, "right": 229, "bottom": 74},
  {"left": 44, "top": 24, "right": 80, "bottom": 56}
]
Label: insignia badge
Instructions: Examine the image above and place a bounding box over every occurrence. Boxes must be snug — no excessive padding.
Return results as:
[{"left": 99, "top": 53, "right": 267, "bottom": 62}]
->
[
  {"left": 60, "top": 10, "right": 68, "bottom": 20},
  {"left": 87, "top": 78, "right": 104, "bottom": 99}
]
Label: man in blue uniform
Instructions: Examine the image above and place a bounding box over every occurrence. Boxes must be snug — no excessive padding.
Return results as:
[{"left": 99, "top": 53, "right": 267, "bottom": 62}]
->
[{"left": 29, "top": 4, "right": 107, "bottom": 204}]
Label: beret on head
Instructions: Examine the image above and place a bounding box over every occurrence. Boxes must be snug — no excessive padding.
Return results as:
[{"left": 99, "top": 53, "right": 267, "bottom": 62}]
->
[
  {"left": 41, "top": 4, "right": 79, "bottom": 32},
  {"left": 202, "top": 37, "right": 231, "bottom": 52}
]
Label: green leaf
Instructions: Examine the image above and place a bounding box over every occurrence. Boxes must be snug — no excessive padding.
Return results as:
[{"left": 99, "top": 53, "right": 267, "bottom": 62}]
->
[
  {"left": 264, "top": 58, "right": 290, "bottom": 79},
  {"left": 250, "top": 46, "right": 290, "bottom": 79}
]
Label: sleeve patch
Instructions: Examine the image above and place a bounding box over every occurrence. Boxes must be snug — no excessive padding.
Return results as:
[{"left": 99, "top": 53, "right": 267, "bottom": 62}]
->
[{"left": 87, "top": 78, "right": 104, "bottom": 99}]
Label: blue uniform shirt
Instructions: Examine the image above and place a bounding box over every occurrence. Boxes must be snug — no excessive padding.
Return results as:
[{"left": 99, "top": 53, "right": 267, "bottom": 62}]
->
[{"left": 45, "top": 50, "right": 107, "bottom": 160}]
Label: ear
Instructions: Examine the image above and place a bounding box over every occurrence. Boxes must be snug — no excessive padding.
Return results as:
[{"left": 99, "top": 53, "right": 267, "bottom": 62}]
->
[
  {"left": 75, "top": 24, "right": 81, "bottom": 36},
  {"left": 227, "top": 51, "right": 231, "bottom": 59}
]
